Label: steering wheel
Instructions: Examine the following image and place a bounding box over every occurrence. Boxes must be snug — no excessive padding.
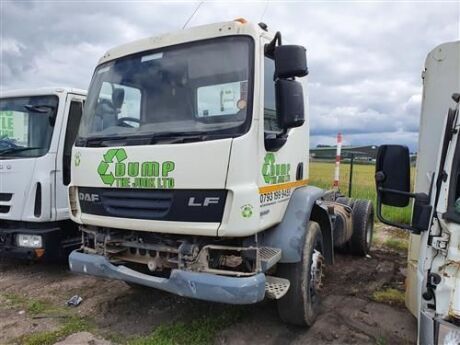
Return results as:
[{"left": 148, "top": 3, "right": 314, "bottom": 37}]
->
[{"left": 117, "top": 117, "right": 141, "bottom": 128}]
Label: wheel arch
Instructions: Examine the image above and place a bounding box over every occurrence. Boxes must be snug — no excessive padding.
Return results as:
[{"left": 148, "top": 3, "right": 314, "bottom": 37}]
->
[
  {"left": 258, "top": 186, "right": 333, "bottom": 264},
  {"left": 310, "top": 203, "right": 334, "bottom": 265}
]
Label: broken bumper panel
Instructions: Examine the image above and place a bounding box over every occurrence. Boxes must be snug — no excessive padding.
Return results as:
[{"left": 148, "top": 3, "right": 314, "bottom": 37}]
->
[
  {"left": 69, "top": 251, "right": 266, "bottom": 305},
  {"left": 419, "top": 309, "right": 460, "bottom": 345}
]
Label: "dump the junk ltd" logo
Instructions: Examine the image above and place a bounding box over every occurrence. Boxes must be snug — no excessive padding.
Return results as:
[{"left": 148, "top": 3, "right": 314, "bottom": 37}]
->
[{"left": 97, "top": 148, "right": 175, "bottom": 188}]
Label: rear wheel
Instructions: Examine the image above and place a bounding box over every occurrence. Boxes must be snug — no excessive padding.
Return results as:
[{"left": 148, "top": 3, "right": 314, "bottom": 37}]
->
[
  {"left": 276, "top": 221, "right": 324, "bottom": 326},
  {"left": 349, "top": 200, "right": 374, "bottom": 256}
]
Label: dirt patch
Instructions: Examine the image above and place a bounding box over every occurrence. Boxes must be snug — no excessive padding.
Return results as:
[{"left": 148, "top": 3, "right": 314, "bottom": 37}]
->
[
  {"left": 54, "top": 332, "right": 111, "bottom": 345},
  {"left": 0, "top": 225, "right": 416, "bottom": 344}
]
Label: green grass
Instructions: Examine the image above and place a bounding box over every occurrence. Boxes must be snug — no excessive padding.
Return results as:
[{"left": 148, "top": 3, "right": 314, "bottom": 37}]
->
[
  {"left": 383, "top": 238, "right": 409, "bottom": 252},
  {"left": 2, "top": 292, "right": 69, "bottom": 317},
  {"left": 372, "top": 288, "right": 405, "bottom": 306},
  {"left": 2, "top": 292, "right": 91, "bottom": 345},
  {"left": 19, "top": 317, "right": 92, "bottom": 345},
  {"left": 309, "top": 161, "right": 415, "bottom": 223},
  {"left": 376, "top": 336, "right": 388, "bottom": 345},
  {"left": 127, "top": 309, "right": 244, "bottom": 345}
]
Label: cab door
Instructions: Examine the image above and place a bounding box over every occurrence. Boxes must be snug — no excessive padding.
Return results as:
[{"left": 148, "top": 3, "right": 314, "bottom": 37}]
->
[
  {"left": 54, "top": 94, "right": 85, "bottom": 220},
  {"left": 257, "top": 41, "right": 309, "bottom": 229}
]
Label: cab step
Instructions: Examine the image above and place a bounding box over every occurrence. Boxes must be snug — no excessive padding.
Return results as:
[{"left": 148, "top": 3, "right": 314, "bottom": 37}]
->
[
  {"left": 259, "top": 247, "right": 282, "bottom": 271},
  {"left": 265, "top": 276, "right": 290, "bottom": 299}
]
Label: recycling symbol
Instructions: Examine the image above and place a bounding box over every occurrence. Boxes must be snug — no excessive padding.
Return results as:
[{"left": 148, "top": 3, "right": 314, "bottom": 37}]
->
[
  {"left": 97, "top": 148, "right": 127, "bottom": 186},
  {"left": 241, "top": 204, "right": 253, "bottom": 218},
  {"left": 262, "top": 153, "right": 276, "bottom": 184}
]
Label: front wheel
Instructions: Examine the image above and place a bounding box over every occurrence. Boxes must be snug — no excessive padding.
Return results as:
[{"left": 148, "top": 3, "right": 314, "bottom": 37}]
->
[{"left": 276, "top": 221, "right": 325, "bottom": 326}]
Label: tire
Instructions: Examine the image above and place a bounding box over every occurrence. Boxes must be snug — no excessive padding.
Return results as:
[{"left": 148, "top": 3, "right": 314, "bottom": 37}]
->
[
  {"left": 277, "top": 221, "right": 325, "bottom": 326},
  {"left": 349, "top": 200, "right": 374, "bottom": 256}
]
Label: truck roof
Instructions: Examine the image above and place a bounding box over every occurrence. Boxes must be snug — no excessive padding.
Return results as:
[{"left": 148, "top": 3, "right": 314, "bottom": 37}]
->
[
  {"left": 98, "top": 19, "right": 267, "bottom": 65},
  {"left": 1, "top": 87, "right": 87, "bottom": 98}
]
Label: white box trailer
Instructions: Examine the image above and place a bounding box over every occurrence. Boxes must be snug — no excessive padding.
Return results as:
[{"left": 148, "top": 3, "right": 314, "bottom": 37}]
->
[
  {"left": 0, "top": 87, "right": 86, "bottom": 261},
  {"left": 376, "top": 41, "right": 460, "bottom": 344}
]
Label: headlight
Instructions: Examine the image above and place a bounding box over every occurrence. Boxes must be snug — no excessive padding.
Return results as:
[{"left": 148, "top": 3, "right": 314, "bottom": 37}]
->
[{"left": 16, "top": 234, "right": 43, "bottom": 248}]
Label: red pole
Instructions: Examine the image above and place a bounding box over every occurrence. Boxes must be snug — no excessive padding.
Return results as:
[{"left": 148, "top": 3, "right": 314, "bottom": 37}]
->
[{"left": 333, "top": 132, "right": 342, "bottom": 190}]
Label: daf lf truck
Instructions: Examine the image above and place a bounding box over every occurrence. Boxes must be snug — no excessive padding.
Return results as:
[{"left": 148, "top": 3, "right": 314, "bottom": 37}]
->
[
  {"left": 0, "top": 87, "right": 86, "bottom": 261},
  {"left": 375, "top": 41, "right": 460, "bottom": 344},
  {"left": 68, "top": 19, "right": 374, "bottom": 326}
]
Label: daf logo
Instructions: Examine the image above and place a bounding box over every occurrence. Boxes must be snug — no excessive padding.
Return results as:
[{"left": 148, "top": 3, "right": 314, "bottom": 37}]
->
[
  {"left": 188, "top": 197, "right": 220, "bottom": 207},
  {"left": 79, "top": 192, "right": 100, "bottom": 202}
]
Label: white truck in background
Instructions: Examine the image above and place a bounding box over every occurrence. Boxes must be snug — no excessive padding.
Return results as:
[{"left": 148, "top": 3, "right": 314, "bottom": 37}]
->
[
  {"left": 0, "top": 87, "right": 86, "bottom": 261},
  {"left": 375, "top": 41, "right": 460, "bottom": 344},
  {"left": 67, "top": 19, "right": 374, "bottom": 327}
]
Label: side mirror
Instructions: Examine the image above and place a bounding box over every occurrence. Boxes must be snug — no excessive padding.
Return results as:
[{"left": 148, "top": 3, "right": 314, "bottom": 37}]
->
[
  {"left": 375, "top": 145, "right": 432, "bottom": 233},
  {"left": 274, "top": 45, "right": 308, "bottom": 79},
  {"left": 375, "top": 145, "right": 411, "bottom": 207},
  {"left": 275, "top": 79, "right": 305, "bottom": 129}
]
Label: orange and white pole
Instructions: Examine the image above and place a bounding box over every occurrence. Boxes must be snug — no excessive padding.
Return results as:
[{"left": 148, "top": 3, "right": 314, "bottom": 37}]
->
[{"left": 333, "top": 132, "right": 342, "bottom": 190}]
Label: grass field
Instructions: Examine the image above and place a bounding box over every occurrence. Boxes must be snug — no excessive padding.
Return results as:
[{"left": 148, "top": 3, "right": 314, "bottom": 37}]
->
[{"left": 309, "top": 161, "right": 414, "bottom": 223}]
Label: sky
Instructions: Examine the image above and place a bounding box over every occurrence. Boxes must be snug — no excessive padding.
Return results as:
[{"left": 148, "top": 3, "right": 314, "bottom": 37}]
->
[{"left": 1, "top": 1, "right": 459, "bottom": 151}]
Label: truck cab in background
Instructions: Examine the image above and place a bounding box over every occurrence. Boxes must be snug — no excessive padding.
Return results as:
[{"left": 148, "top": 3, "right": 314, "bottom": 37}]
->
[
  {"left": 376, "top": 41, "right": 460, "bottom": 344},
  {"left": 0, "top": 87, "right": 86, "bottom": 261}
]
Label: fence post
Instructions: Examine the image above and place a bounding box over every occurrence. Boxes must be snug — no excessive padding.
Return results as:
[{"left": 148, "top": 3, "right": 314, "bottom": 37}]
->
[{"left": 348, "top": 153, "right": 354, "bottom": 197}]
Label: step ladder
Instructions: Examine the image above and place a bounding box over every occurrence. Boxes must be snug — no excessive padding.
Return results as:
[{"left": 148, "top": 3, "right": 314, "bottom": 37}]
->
[
  {"left": 259, "top": 247, "right": 282, "bottom": 271},
  {"left": 265, "top": 276, "right": 290, "bottom": 299}
]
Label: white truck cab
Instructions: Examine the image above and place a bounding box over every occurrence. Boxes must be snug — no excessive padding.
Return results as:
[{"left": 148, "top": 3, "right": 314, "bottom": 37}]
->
[
  {"left": 0, "top": 87, "right": 86, "bottom": 261},
  {"left": 376, "top": 41, "right": 460, "bottom": 344},
  {"left": 68, "top": 20, "right": 374, "bottom": 327}
]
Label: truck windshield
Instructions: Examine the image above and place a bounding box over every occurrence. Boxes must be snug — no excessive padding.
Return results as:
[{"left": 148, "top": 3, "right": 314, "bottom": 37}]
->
[
  {"left": 76, "top": 36, "right": 254, "bottom": 146},
  {"left": 0, "top": 95, "right": 58, "bottom": 158}
]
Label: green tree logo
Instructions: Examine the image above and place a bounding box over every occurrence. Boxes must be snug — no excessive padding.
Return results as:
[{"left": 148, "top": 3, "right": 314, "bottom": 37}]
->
[
  {"left": 97, "top": 148, "right": 127, "bottom": 186},
  {"left": 74, "top": 152, "right": 81, "bottom": 167}
]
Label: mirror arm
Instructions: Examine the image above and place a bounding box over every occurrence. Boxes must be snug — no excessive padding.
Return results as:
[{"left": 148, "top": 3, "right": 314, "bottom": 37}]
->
[
  {"left": 377, "top": 188, "right": 430, "bottom": 233},
  {"left": 377, "top": 187, "right": 417, "bottom": 199},
  {"left": 376, "top": 195, "right": 420, "bottom": 232},
  {"left": 264, "top": 31, "right": 282, "bottom": 58}
]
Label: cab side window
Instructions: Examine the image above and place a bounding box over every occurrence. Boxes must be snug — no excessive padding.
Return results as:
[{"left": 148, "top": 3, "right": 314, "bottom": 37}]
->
[
  {"left": 63, "top": 101, "right": 83, "bottom": 185},
  {"left": 264, "top": 57, "right": 282, "bottom": 133}
]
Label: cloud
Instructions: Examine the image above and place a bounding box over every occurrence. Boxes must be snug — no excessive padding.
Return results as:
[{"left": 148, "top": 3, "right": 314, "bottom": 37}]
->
[{"left": 1, "top": 1, "right": 459, "bottom": 151}]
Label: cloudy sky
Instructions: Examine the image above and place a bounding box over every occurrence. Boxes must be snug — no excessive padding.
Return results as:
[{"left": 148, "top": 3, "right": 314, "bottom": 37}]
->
[{"left": 1, "top": 1, "right": 459, "bottom": 150}]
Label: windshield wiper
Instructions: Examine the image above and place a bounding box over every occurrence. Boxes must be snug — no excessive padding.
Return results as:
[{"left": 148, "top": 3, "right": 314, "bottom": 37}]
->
[
  {"left": 78, "top": 135, "right": 129, "bottom": 147},
  {"left": 78, "top": 131, "right": 232, "bottom": 147},
  {"left": 149, "top": 131, "right": 206, "bottom": 143},
  {"left": 0, "top": 147, "right": 43, "bottom": 156},
  {"left": 23, "top": 104, "right": 56, "bottom": 113}
]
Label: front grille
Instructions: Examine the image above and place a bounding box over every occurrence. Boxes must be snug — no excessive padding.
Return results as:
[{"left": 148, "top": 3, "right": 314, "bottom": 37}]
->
[
  {"left": 0, "top": 193, "right": 12, "bottom": 202},
  {"left": 102, "top": 189, "right": 173, "bottom": 219},
  {"left": 78, "top": 187, "right": 227, "bottom": 222},
  {"left": 0, "top": 205, "right": 10, "bottom": 213}
]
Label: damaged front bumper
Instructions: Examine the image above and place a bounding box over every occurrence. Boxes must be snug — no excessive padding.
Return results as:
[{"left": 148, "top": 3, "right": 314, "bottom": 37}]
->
[{"left": 69, "top": 250, "right": 266, "bottom": 304}]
